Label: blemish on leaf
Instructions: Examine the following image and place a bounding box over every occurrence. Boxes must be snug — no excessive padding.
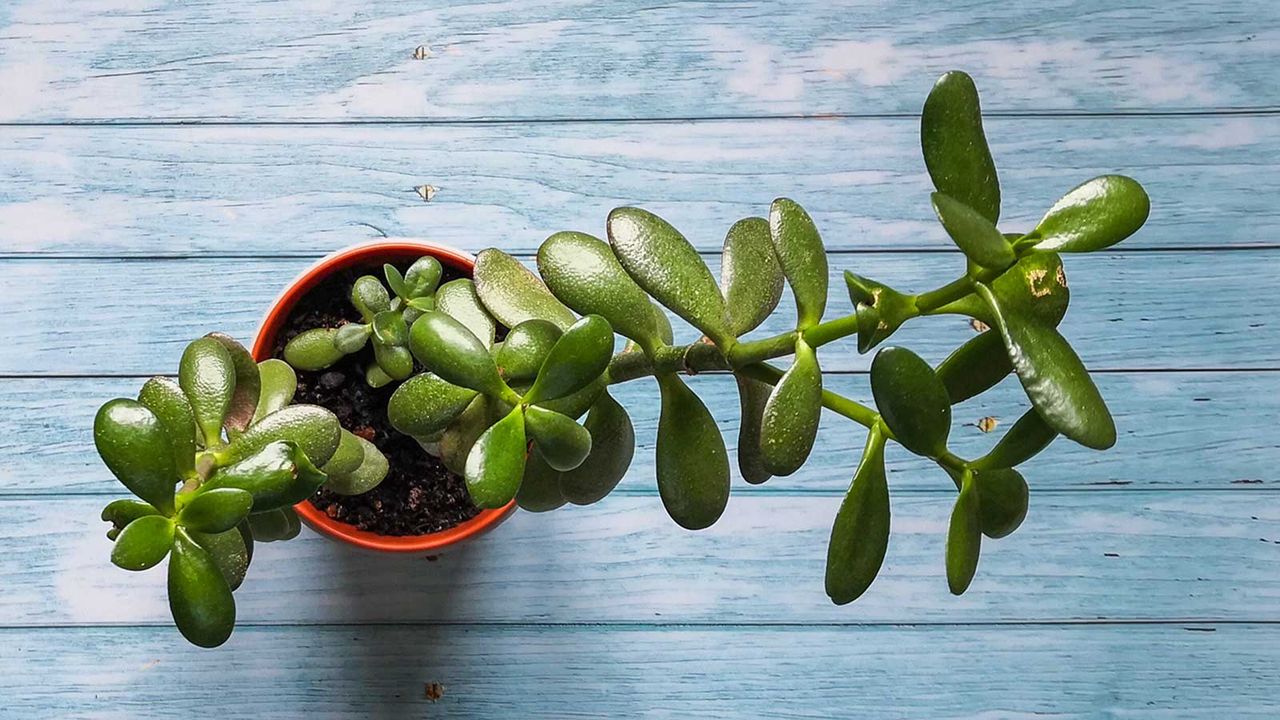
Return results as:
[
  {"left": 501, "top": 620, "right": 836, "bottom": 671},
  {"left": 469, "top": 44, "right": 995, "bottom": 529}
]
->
[
  {"left": 976, "top": 416, "right": 998, "bottom": 433},
  {"left": 415, "top": 185, "right": 438, "bottom": 202},
  {"left": 425, "top": 683, "right": 444, "bottom": 701},
  {"left": 969, "top": 318, "right": 989, "bottom": 333},
  {"left": 1056, "top": 265, "right": 1067, "bottom": 287},
  {"left": 1027, "top": 268, "right": 1050, "bottom": 297}
]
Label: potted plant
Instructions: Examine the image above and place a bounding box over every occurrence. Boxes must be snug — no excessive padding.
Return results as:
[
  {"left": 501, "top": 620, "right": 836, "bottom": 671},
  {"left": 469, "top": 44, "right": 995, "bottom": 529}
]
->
[{"left": 93, "top": 70, "right": 1150, "bottom": 648}]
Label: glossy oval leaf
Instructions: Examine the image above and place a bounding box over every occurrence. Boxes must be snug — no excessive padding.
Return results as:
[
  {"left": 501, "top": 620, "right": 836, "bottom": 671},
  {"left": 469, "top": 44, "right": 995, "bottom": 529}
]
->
[
  {"left": 94, "top": 399, "right": 177, "bottom": 514},
  {"left": 921, "top": 70, "right": 1000, "bottom": 223},
  {"left": 282, "top": 328, "right": 345, "bottom": 372},
  {"left": 525, "top": 315, "right": 614, "bottom": 404},
  {"left": 825, "top": 428, "right": 890, "bottom": 605},
  {"left": 537, "top": 230, "right": 662, "bottom": 349},
  {"left": 534, "top": 375, "right": 606, "bottom": 422},
  {"left": 474, "top": 248, "right": 576, "bottom": 330},
  {"left": 202, "top": 440, "right": 311, "bottom": 512},
  {"left": 655, "top": 374, "right": 730, "bottom": 530},
  {"left": 464, "top": 407, "right": 527, "bottom": 509},
  {"left": 524, "top": 405, "right": 591, "bottom": 472},
  {"left": 373, "top": 342, "right": 414, "bottom": 381},
  {"left": 990, "top": 252, "right": 1069, "bottom": 327},
  {"left": 437, "top": 278, "right": 497, "bottom": 349},
  {"left": 179, "top": 337, "right": 236, "bottom": 447},
  {"left": 976, "top": 283, "right": 1116, "bottom": 450},
  {"left": 946, "top": 472, "right": 982, "bottom": 595},
  {"left": 220, "top": 404, "right": 342, "bottom": 468},
  {"left": 975, "top": 467, "right": 1029, "bottom": 539},
  {"left": 935, "top": 331, "right": 1011, "bottom": 405},
  {"left": 168, "top": 528, "right": 236, "bottom": 648},
  {"left": 320, "top": 429, "right": 365, "bottom": 477},
  {"left": 137, "top": 377, "right": 197, "bottom": 480},
  {"left": 974, "top": 409, "right": 1057, "bottom": 470},
  {"left": 388, "top": 372, "right": 478, "bottom": 439},
  {"left": 351, "top": 275, "right": 392, "bottom": 320},
  {"left": 734, "top": 375, "right": 773, "bottom": 485},
  {"left": 204, "top": 333, "right": 261, "bottom": 436},
  {"left": 409, "top": 311, "right": 509, "bottom": 398},
  {"left": 325, "top": 435, "right": 389, "bottom": 496},
  {"left": 759, "top": 340, "right": 823, "bottom": 476},
  {"left": 404, "top": 256, "right": 444, "bottom": 297},
  {"left": 111, "top": 515, "right": 175, "bottom": 571},
  {"left": 178, "top": 487, "right": 253, "bottom": 534},
  {"left": 607, "top": 206, "right": 731, "bottom": 346},
  {"left": 768, "top": 198, "right": 829, "bottom": 329},
  {"left": 495, "top": 319, "right": 562, "bottom": 382},
  {"left": 559, "top": 390, "right": 635, "bottom": 505},
  {"left": 253, "top": 359, "right": 297, "bottom": 423},
  {"left": 371, "top": 310, "right": 410, "bottom": 347},
  {"left": 1030, "top": 175, "right": 1150, "bottom": 253},
  {"left": 931, "top": 192, "right": 1015, "bottom": 270},
  {"left": 247, "top": 507, "right": 300, "bottom": 543},
  {"left": 190, "top": 526, "right": 251, "bottom": 591},
  {"left": 515, "top": 450, "right": 569, "bottom": 513},
  {"left": 438, "top": 395, "right": 498, "bottom": 475},
  {"left": 870, "top": 347, "right": 952, "bottom": 457},
  {"left": 721, "top": 216, "right": 783, "bottom": 336},
  {"left": 333, "top": 322, "right": 371, "bottom": 354},
  {"left": 101, "top": 498, "right": 160, "bottom": 531}
]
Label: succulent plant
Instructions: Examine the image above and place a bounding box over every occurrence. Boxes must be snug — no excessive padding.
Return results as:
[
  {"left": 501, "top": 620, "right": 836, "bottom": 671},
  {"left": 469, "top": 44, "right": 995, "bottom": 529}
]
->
[
  {"left": 283, "top": 256, "right": 448, "bottom": 387},
  {"left": 95, "top": 334, "right": 388, "bottom": 647},
  {"left": 385, "top": 71, "right": 1150, "bottom": 601}
]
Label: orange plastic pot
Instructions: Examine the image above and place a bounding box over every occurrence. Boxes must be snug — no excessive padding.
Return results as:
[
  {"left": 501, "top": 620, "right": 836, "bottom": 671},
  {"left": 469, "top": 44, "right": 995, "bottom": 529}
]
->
[{"left": 252, "top": 240, "right": 517, "bottom": 554}]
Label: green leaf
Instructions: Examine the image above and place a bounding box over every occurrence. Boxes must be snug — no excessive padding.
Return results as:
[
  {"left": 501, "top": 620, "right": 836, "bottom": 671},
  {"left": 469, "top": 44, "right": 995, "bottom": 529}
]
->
[
  {"left": 825, "top": 427, "right": 890, "bottom": 604},
  {"left": 220, "top": 404, "right": 342, "bottom": 467},
  {"left": 974, "top": 409, "right": 1057, "bottom": 470},
  {"left": 203, "top": 333, "right": 260, "bottom": 436},
  {"left": 137, "top": 377, "right": 197, "bottom": 480},
  {"left": 405, "top": 296, "right": 435, "bottom": 313},
  {"left": 464, "top": 407, "right": 527, "bottom": 509},
  {"left": 351, "top": 275, "right": 392, "bottom": 321},
  {"left": 721, "top": 216, "right": 784, "bottom": 336},
  {"left": 935, "top": 331, "right": 1011, "bottom": 405},
  {"left": 365, "top": 363, "right": 394, "bottom": 388},
  {"left": 438, "top": 394, "right": 499, "bottom": 475},
  {"left": 537, "top": 230, "right": 665, "bottom": 349},
  {"left": 733, "top": 376, "right": 773, "bottom": 485},
  {"left": 371, "top": 310, "right": 410, "bottom": 347},
  {"left": 283, "top": 328, "right": 345, "bottom": 372},
  {"left": 409, "top": 311, "right": 509, "bottom": 398},
  {"left": 324, "top": 435, "right": 389, "bottom": 496},
  {"left": 845, "top": 272, "right": 915, "bottom": 353},
  {"left": 373, "top": 342, "right": 414, "bottom": 381},
  {"left": 975, "top": 283, "right": 1115, "bottom": 450},
  {"left": 990, "top": 252, "right": 1069, "bottom": 327},
  {"left": 495, "top": 319, "right": 562, "bottom": 382},
  {"left": 202, "top": 440, "right": 320, "bottom": 512},
  {"left": 655, "top": 374, "right": 730, "bottom": 530},
  {"left": 190, "top": 526, "right": 252, "bottom": 591},
  {"left": 930, "top": 192, "right": 1015, "bottom": 270},
  {"left": 247, "top": 507, "right": 301, "bottom": 543},
  {"left": 525, "top": 315, "right": 614, "bottom": 404},
  {"left": 179, "top": 337, "right": 236, "bottom": 448},
  {"left": 515, "top": 450, "right": 569, "bottom": 512},
  {"left": 111, "top": 515, "right": 175, "bottom": 571},
  {"left": 101, "top": 498, "right": 161, "bottom": 532},
  {"left": 533, "top": 375, "right": 606, "bottom": 422},
  {"left": 404, "top": 256, "right": 444, "bottom": 297},
  {"left": 759, "top": 340, "right": 822, "bottom": 476},
  {"left": 524, "top": 405, "right": 591, "bottom": 472},
  {"left": 1028, "top": 175, "right": 1149, "bottom": 253},
  {"left": 321, "top": 429, "right": 365, "bottom": 477},
  {"left": 607, "top": 206, "right": 731, "bottom": 346},
  {"left": 383, "top": 264, "right": 409, "bottom": 300},
  {"left": 437, "top": 278, "right": 496, "bottom": 349},
  {"left": 253, "top": 359, "right": 297, "bottom": 423},
  {"left": 558, "top": 390, "right": 635, "bottom": 505},
  {"left": 474, "top": 248, "right": 576, "bottom": 330},
  {"left": 387, "top": 372, "right": 478, "bottom": 439},
  {"left": 921, "top": 70, "right": 1000, "bottom": 224},
  {"left": 334, "top": 322, "right": 371, "bottom": 354},
  {"left": 974, "top": 467, "right": 1028, "bottom": 539},
  {"left": 946, "top": 471, "right": 982, "bottom": 595},
  {"left": 168, "top": 527, "right": 236, "bottom": 648},
  {"left": 870, "top": 347, "right": 952, "bottom": 457},
  {"left": 94, "top": 399, "right": 177, "bottom": 514},
  {"left": 768, "top": 198, "right": 829, "bottom": 329},
  {"left": 179, "top": 488, "right": 253, "bottom": 534}
]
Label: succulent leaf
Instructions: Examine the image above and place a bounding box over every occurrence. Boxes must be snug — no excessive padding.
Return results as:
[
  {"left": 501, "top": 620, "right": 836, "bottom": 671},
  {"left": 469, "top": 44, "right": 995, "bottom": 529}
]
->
[
  {"left": 253, "top": 359, "right": 297, "bottom": 423},
  {"left": 437, "top": 278, "right": 496, "bottom": 349},
  {"left": 168, "top": 527, "right": 236, "bottom": 648},
  {"left": 464, "top": 407, "right": 527, "bottom": 508},
  {"left": 351, "top": 275, "right": 392, "bottom": 321},
  {"left": 137, "top": 377, "right": 198, "bottom": 480},
  {"left": 1029, "top": 175, "right": 1149, "bottom": 253},
  {"left": 409, "top": 311, "right": 509, "bottom": 398},
  {"left": 768, "top": 198, "right": 829, "bottom": 330},
  {"left": 178, "top": 488, "right": 254, "bottom": 534},
  {"left": 921, "top": 70, "right": 1000, "bottom": 224},
  {"left": 388, "top": 372, "right": 478, "bottom": 439},
  {"left": 946, "top": 471, "right": 982, "bottom": 595},
  {"left": 94, "top": 399, "right": 178, "bottom": 515},
  {"left": 825, "top": 427, "right": 890, "bottom": 604},
  {"left": 283, "top": 328, "right": 345, "bottom": 372},
  {"left": 930, "top": 192, "right": 1016, "bottom": 270},
  {"left": 655, "top": 374, "right": 730, "bottom": 530},
  {"left": 495, "top": 319, "right": 562, "bottom": 381},
  {"left": 111, "top": 515, "right": 175, "bottom": 571},
  {"left": 474, "top": 248, "right": 576, "bottom": 330},
  {"left": 179, "top": 337, "right": 237, "bottom": 448},
  {"left": 524, "top": 405, "right": 591, "bottom": 472},
  {"left": 219, "top": 404, "right": 342, "bottom": 468},
  {"left": 324, "top": 435, "right": 389, "bottom": 495},
  {"left": 870, "top": 347, "right": 952, "bottom": 457},
  {"left": 525, "top": 315, "right": 614, "bottom": 404},
  {"left": 733, "top": 375, "right": 773, "bottom": 485},
  {"left": 721, "top": 216, "right": 784, "bottom": 336},
  {"left": 759, "top": 340, "right": 823, "bottom": 476}
]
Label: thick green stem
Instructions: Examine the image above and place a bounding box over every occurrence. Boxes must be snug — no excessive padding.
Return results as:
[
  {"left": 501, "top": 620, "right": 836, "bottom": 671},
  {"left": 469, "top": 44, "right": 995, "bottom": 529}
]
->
[
  {"left": 801, "top": 313, "right": 860, "bottom": 348},
  {"left": 912, "top": 276, "right": 972, "bottom": 314}
]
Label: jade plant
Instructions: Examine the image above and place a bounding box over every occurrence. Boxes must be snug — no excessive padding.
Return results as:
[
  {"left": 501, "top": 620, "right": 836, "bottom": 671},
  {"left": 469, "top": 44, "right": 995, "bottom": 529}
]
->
[
  {"left": 94, "top": 334, "right": 388, "bottom": 647},
  {"left": 374, "top": 71, "right": 1151, "bottom": 601}
]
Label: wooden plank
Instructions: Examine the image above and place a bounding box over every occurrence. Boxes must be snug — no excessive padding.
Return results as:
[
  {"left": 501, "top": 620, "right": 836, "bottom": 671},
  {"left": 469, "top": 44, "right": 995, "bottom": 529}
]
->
[
  {"left": 0, "top": 118, "right": 1274, "bottom": 255},
  {"left": 1, "top": 251, "right": 1274, "bottom": 375},
  {"left": 3, "top": 624, "right": 1277, "bottom": 717},
  {"left": 1, "top": 1, "right": 1275, "bottom": 122},
  {"left": 5, "top": 492, "right": 1278, "bottom": 626},
  {"left": 7, "top": 372, "right": 1274, "bottom": 496}
]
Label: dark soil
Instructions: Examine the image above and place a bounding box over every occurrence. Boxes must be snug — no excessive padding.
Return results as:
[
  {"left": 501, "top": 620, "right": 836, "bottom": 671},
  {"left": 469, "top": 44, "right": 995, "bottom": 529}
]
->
[{"left": 270, "top": 263, "right": 482, "bottom": 536}]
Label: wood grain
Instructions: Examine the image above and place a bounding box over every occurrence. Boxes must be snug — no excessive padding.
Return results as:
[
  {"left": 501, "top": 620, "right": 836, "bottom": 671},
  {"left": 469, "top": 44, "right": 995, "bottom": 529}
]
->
[
  {"left": 3, "top": 624, "right": 1277, "bottom": 718},
  {"left": 6, "top": 372, "right": 1274, "bottom": 496},
  {"left": 1, "top": 0, "right": 1275, "bottom": 122},
  {"left": 4, "top": 492, "right": 1278, "bottom": 626},
  {"left": 1, "top": 117, "right": 1274, "bottom": 255}
]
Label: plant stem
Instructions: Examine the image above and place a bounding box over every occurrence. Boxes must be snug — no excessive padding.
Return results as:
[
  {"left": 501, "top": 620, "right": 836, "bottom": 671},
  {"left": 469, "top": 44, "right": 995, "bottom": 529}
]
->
[
  {"left": 736, "top": 363, "right": 881, "bottom": 429},
  {"left": 913, "top": 275, "right": 972, "bottom": 313}
]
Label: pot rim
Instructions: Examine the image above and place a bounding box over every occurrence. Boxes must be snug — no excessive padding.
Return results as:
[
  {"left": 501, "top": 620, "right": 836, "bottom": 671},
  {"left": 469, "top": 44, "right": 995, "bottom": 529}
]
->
[{"left": 251, "top": 239, "right": 516, "bottom": 554}]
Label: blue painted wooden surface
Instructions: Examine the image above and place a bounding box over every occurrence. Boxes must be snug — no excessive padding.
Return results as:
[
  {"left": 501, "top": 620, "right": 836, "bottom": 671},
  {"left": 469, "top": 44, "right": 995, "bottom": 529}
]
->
[{"left": 1, "top": 1, "right": 1277, "bottom": 716}]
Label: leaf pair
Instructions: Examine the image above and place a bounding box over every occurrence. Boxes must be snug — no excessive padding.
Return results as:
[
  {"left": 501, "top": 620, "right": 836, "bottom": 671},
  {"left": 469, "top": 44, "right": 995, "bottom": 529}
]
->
[{"left": 516, "top": 391, "right": 636, "bottom": 512}]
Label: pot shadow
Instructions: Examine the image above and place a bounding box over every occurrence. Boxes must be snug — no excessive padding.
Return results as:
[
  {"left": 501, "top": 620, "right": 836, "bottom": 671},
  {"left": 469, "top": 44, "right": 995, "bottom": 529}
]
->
[{"left": 323, "top": 533, "right": 486, "bottom": 718}]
